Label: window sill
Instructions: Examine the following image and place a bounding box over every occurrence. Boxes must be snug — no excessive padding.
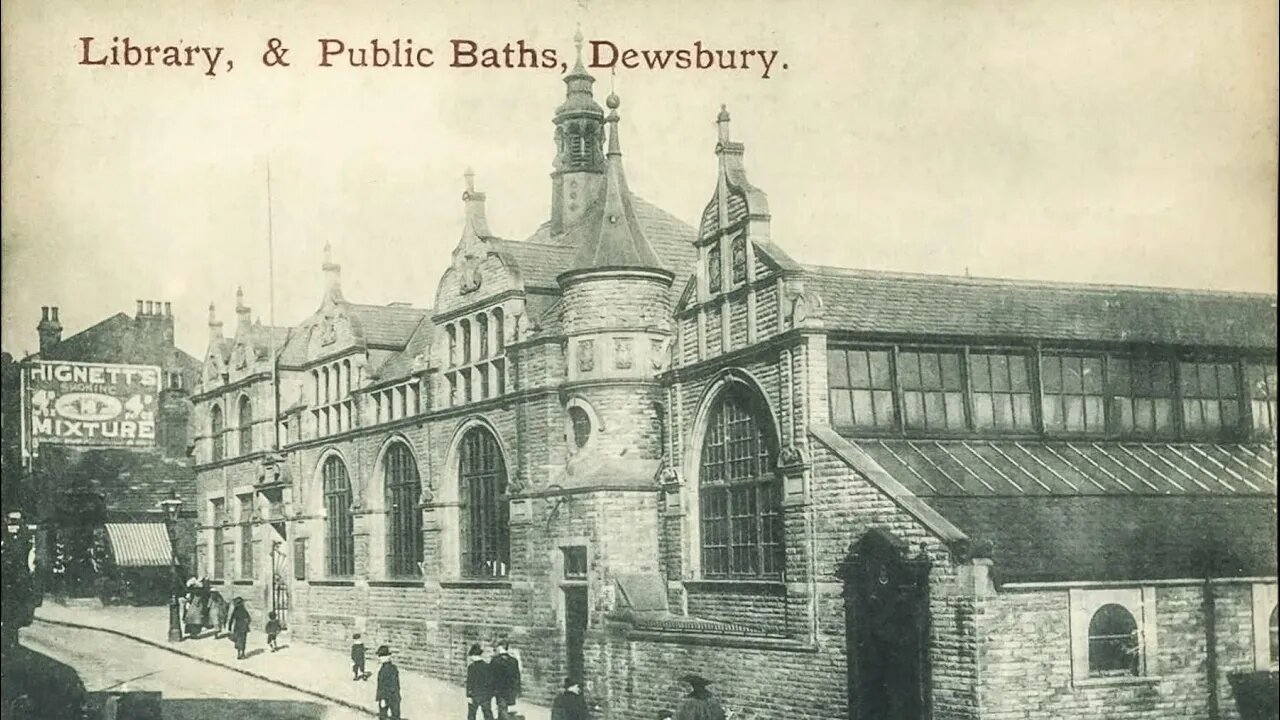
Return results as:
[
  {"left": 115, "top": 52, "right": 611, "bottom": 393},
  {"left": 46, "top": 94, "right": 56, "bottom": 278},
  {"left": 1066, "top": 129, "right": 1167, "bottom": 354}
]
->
[
  {"left": 308, "top": 578, "right": 357, "bottom": 587},
  {"left": 1073, "top": 675, "right": 1163, "bottom": 689},
  {"left": 368, "top": 578, "right": 426, "bottom": 588},
  {"left": 232, "top": 579, "right": 255, "bottom": 586},
  {"left": 439, "top": 579, "right": 513, "bottom": 590},
  {"left": 685, "top": 579, "right": 786, "bottom": 595}
]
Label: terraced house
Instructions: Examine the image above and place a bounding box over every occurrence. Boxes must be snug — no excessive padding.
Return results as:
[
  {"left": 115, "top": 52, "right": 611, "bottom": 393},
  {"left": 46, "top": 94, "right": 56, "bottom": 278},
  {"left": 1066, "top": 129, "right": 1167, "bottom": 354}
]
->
[{"left": 190, "top": 48, "right": 1278, "bottom": 720}]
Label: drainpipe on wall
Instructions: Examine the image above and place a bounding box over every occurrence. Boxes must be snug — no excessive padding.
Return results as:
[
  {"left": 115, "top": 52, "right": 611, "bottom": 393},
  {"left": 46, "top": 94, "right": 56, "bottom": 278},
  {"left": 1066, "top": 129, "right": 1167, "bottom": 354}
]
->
[{"left": 1203, "top": 577, "right": 1219, "bottom": 720}]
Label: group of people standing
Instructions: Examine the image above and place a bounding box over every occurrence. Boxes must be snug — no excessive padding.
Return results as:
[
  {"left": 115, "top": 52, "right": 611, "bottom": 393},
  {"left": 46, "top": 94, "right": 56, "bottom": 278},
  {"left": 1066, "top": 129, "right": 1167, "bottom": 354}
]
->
[
  {"left": 179, "top": 577, "right": 278, "bottom": 660},
  {"left": 465, "top": 641, "right": 523, "bottom": 719}
]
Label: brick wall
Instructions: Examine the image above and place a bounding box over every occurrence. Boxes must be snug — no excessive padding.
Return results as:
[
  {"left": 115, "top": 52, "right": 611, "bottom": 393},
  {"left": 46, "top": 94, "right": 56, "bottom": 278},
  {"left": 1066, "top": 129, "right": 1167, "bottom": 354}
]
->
[{"left": 977, "top": 582, "right": 1266, "bottom": 720}]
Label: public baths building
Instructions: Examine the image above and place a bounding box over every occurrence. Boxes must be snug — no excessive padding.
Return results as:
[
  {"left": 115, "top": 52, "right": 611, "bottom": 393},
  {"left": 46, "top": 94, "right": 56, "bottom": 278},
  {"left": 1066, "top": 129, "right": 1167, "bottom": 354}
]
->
[{"left": 190, "top": 54, "right": 1278, "bottom": 720}]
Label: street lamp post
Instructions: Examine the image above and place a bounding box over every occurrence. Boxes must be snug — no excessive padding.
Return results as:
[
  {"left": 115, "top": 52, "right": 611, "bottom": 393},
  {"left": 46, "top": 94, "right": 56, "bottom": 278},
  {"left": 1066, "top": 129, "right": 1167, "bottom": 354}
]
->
[{"left": 157, "top": 493, "right": 184, "bottom": 643}]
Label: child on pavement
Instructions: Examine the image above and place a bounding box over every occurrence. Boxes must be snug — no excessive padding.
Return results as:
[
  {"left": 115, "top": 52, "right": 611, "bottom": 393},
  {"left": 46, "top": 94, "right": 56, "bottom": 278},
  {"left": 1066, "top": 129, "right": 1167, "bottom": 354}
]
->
[
  {"left": 265, "top": 611, "right": 281, "bottom": 652},
  {"left": 352, "top": 632, "right": 368, "bottom": 680}
]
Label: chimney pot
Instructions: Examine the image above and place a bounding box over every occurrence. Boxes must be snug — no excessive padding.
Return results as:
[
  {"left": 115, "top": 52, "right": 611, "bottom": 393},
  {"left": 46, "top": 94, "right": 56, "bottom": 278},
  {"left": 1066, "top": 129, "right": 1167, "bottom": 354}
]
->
[
  {"left": 51, "top": 307, "right": 59, "bottom": 322},
  {"left": 41, "top": 307, "right": 49, "bottom": 321},
  {"left": 137, "top": 300, "right": 144, "bottom": 315},
  {"left": 164, "top": 302, "right": 172, "bottom": 316}
]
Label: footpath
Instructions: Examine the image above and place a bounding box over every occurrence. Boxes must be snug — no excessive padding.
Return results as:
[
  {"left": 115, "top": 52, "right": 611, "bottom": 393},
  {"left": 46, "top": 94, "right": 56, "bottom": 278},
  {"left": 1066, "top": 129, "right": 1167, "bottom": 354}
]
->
[{"left": 33, "top": 604, "right": 551, "bottom": 720}]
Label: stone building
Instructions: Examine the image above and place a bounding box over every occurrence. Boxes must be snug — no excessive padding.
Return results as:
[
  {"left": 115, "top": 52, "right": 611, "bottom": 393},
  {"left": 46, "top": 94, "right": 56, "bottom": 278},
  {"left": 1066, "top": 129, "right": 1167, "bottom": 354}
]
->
[
  {"left": 10, "top": 301, "right": 201, "bottom": 603},
  {"left": 190, "top": 47, "right": 1277, "bottom": 720}
]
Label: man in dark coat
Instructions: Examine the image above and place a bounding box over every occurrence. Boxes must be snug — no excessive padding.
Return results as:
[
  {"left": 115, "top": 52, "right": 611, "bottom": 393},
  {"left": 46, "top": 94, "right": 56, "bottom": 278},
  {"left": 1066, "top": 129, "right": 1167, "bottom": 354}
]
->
[
  {"left": 465, "top": 643, "right": 494, "bottom": 720},
  {"left": 489, "top": 639, "right": 521, "bottom": 719},
  {"left": 375, "top": 644, "right": 401, "bottom": 720},
  {"left": 550, "top": 677, "right": 589, "bottom": 720},
  {"left": 228, "top": 597, "right": 251, "bottom": 660},
  {"left": 674, "top": 674, "right": 726, "bottom": 720}
]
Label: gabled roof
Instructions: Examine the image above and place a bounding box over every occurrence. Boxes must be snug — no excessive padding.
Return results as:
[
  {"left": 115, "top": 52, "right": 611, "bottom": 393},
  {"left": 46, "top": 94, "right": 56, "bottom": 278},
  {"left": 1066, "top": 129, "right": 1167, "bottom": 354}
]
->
[
  {"left": 805, "top": 265, "right": 1278, "bottom": 348},
  {"left": 490, "top": 238, "right": 577, "bottom": 290}
]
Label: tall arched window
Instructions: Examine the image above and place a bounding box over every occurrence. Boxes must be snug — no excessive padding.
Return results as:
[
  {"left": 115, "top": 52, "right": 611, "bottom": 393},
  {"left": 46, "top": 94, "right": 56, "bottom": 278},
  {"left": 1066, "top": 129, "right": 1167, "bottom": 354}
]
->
[
  {"left": 1088, "top": 604, "right": 1140, "bottom": 677},
  {"left": 699, "top": 385, "right": 782, "bottom": 578},
  {"left": 385, "top": 443, "right": 423, "bottom": 577},
  {"left": 459, "top": 427, "right": 509, "bottom": 578},
  {"left": 477, "top": 313, "right": 489, "bottom": 359},
  {"left": 493, "top": 308, "right": 505, "bottom": 354},
  {"left": 238, "top": 396, "right": 253, "bottom": 455},
  {"left": 210, "top": 405, "right": 225, "bottom": 462},
  {"left": 323, "top": 456, "right": 354, "bottom": 577}
]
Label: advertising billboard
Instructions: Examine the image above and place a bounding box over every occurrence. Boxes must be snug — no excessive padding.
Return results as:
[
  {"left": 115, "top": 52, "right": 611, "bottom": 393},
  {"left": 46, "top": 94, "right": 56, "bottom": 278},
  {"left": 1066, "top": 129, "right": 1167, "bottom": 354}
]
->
[{"left": 26, "top": 361, "right": 161, "bottom": 448}]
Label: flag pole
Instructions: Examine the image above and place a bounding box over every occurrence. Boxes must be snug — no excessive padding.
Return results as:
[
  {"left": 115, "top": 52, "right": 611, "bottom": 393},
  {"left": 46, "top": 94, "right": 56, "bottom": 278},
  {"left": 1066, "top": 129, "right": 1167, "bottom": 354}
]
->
[{"left": 267, "top": 159, "right": 280, "bottom": 453}]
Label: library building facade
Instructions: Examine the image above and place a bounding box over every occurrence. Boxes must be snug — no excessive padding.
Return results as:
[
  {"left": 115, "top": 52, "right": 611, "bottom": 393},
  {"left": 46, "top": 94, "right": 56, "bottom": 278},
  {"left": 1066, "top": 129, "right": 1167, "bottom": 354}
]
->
[{"left": 190, "top": 56, "right": 1278, "bottom": 720}]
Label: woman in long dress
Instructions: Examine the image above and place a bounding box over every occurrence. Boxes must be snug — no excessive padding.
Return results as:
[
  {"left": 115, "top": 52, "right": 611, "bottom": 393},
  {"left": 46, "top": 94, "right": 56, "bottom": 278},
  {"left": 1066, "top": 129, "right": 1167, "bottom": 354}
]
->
[{"left": 228, "top": 597, "right": 251, "bottom": 660}]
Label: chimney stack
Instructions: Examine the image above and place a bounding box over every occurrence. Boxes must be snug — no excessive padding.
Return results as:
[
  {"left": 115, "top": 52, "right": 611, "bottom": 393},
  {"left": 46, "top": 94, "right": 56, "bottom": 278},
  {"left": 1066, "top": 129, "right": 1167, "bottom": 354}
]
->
[
  {"left": 137, "top": 300, "right": 145, "bottom": 316},
  {"left": 235, "top": 287, "right": 252, "bottom": 337},
  {"left": 38, "top": 305, "right": 63, "bottom": 354}
]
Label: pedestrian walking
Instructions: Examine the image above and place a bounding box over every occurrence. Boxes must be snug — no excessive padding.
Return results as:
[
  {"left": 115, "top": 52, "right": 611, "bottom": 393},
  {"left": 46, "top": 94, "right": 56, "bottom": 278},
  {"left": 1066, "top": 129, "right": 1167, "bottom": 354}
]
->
[
  {"left": 466, "top": 643, "right": 495, "bottom": 720},
  {"left": 674, "top": 674, "right": 725, "bottom": 720},
  {"left": 209, "top": 590, "right": 229, "bottom": 638},
  {"left": 351, "top": 632, "right": 368, "bottom": 680},
  {"left": 658, "top": 712, "right": 675, "bottom": 720},
  {"left": 375, "top": 644, "right": 401, "bottom": 720},
  {"left": 265, "top": 611, "right": 281, "bottom": 652},
  {"left": 550, "top": 677, "right": 589, "bottom": 720},
  {"left": 489, "top": 639, "right": 521, "bottom": 720},
  {"left": 228, "top": 597, "right": 251, "bottom": 660}
]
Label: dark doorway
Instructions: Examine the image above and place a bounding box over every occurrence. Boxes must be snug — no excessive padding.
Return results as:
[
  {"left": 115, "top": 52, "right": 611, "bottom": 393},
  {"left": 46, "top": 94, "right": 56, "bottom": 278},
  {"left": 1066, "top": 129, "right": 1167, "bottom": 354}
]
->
[
  {"left": 564, "top": 586, "right": 588, "bottom": 683},
  {"left": 269, "top": 539, "right": 289, "bottom": 629},
  {"left": 840, "top": 529, "right": 931, "bottom": 720}
]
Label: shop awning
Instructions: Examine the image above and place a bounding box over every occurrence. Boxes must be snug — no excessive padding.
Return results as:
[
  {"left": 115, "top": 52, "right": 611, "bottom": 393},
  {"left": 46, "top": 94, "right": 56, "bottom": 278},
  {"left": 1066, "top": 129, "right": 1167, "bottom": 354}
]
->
[{"left": 104, "top": 523, "right": 173, "bottom": 568}]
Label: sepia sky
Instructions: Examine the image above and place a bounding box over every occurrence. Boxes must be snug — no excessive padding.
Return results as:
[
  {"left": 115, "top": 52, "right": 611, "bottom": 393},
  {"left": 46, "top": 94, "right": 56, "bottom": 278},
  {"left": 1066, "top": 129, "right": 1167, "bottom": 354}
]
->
[{"left": 2, "top": 0, "right": 1276, "bottom": 358}]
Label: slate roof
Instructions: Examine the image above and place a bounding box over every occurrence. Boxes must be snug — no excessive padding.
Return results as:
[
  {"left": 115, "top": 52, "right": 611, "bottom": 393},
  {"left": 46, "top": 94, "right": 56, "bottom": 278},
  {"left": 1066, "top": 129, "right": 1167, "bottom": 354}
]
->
[
  {"left": 41, "top": 313, "right": 201, "bottom": 370},
  {"left": 805, "top": 266, "right": 1278, "bottom": 348},
  {"left": 490, "top": 239, "right": 576, "bottom": 290},
  {"left": 846, "top": 437, "right": 1278, "bottom": 583},
  {"left": 371, "top": 316, "right": 433, "bottom": 386},
  {"left": 345, "top": 303, "right": 431, "bottom": 347}
]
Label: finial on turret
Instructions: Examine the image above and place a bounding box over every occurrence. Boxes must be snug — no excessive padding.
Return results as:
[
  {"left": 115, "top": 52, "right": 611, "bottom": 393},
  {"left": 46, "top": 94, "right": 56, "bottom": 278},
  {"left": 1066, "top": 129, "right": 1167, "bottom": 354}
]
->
[
  {"left": 717, "top": 104, "right": 731, "bottom": 143},
  {"left": 606, "top": 92, "right": 622, "bottom": 155},
  {"left": 235, "top": 286, "right": 246, "bottom": 310},
  {"left": 464, "top": 167, "right": 476, "bottom": 195},
  {"left": 208, "top": 302, "right": 217, "bottom": 324},
  {"left": 323, "top": 240, "right": 333, "bottom": 266}
]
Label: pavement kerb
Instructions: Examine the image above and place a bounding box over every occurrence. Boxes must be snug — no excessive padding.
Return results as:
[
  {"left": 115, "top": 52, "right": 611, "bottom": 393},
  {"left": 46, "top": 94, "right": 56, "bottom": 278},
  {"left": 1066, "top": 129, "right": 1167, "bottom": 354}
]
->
[{"left": 31, "top": 616, "right": 377, "bottom": 717}]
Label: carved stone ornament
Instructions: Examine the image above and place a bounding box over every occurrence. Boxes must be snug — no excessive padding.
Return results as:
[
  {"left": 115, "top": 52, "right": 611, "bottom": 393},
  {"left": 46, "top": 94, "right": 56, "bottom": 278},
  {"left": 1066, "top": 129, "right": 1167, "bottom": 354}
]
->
[
  {"left": 320, "top": 315, "right": 337, "bottom": 345},
  {"left": 418, "top": 485, "right": 435, "bottom": 506},
  {"left": 614, "top": 338, "right": 633, "bottom": 370},
  {"left": 789, "top": 291, "right": 825, "bottom": 328},
  {"left": 578, "top": 339, "right": 595, "bottom": 373},
  {"left": 657, "top": 465, "right": 680, "bottom": 486},
  {"left": 459, "top": 258, "right": 482, "bottom": 295},
  {"left": 777, "top": 445, "right": 807, "bottom": 474},
  {"left": 650, "top": 338, "right": 670, "bottom": 371}
]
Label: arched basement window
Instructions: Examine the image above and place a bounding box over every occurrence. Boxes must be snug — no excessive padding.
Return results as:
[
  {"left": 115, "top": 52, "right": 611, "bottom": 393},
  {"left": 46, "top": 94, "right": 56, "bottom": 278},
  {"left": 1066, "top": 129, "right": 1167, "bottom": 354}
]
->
[
  {"left": 1088, "top": 603, "right": 1140, "bottom": 677},
  {"left": 699, "top": 385, "right": 782, "bottom": 578},
  {"left": 459, "top": 427, "right": 509, "bottom": 578},
  {"left": 384, "top": 443, "right": 423, "bottom": 577},
  {"left": 323, "top": 456, "right": 354, "bottom": 577}
]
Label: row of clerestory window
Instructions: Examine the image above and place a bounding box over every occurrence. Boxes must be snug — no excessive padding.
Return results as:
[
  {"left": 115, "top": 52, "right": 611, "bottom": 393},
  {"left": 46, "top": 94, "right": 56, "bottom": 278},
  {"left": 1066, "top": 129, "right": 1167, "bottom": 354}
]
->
[
  {"left": 829, "top": 346, "right": 1277, "bottom": 441},
  {"left": 444, "top": 307, "right": 507, "bottom": 408}
]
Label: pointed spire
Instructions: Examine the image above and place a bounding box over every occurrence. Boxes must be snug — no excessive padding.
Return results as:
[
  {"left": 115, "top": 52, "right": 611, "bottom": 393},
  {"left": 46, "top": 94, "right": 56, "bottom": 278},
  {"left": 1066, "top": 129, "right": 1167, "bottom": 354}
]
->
[
  {"left": 556, "top": 26, "right": 604, "bottom": 125},
  {"left": 561, "top": 92, "right": 668, "bottom": 279},
  {"left": 717, "top": 104, "right": 731, "bottom": 144},
  {"left": 235, "top": 286, "right": 247, "bottom": 312}
]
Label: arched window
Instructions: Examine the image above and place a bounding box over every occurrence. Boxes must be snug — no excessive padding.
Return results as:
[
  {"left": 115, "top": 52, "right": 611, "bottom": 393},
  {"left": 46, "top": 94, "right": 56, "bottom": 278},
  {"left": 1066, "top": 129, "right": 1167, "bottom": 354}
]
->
[
  {"left": 342, "top": 359, "right": 352, "bottom": 395},
  {"left": 237, "top": 396, "right": 253, "bottom": 455},
  {"left": 699, "top": 386, "right": 782, "bottom": 578},
  {"left": 323, "top": 456, "right": 354, "bottom": 577},
  {"left": 447, "top": 325, "right": 458, "bottom": 367},
  {"left": 477, "top": 313, "right": 489, "bottom": 360},
  {"left": 459, "top": 427, "right": 509, "bottom": 578},
  {"left": 461, "top": 320, "right": 472, "bottom": 364},
  {"left": 731, "top": 235, "right": 748, "bottom": 285},
  {"left": 210, "top": 405, "right": 225, "bottom": 462},
  {"left": 321, "top": 367, "right": 331, "bottom": 404},
  {"left": 493, "top": 308, "right": 505, "bottom": 354},
  {"left": 384, "top": 443, "right": 423, "bottom": 577},
  {"left": 1088, "top": 604, "right": 1140, "bottom": 677}
]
